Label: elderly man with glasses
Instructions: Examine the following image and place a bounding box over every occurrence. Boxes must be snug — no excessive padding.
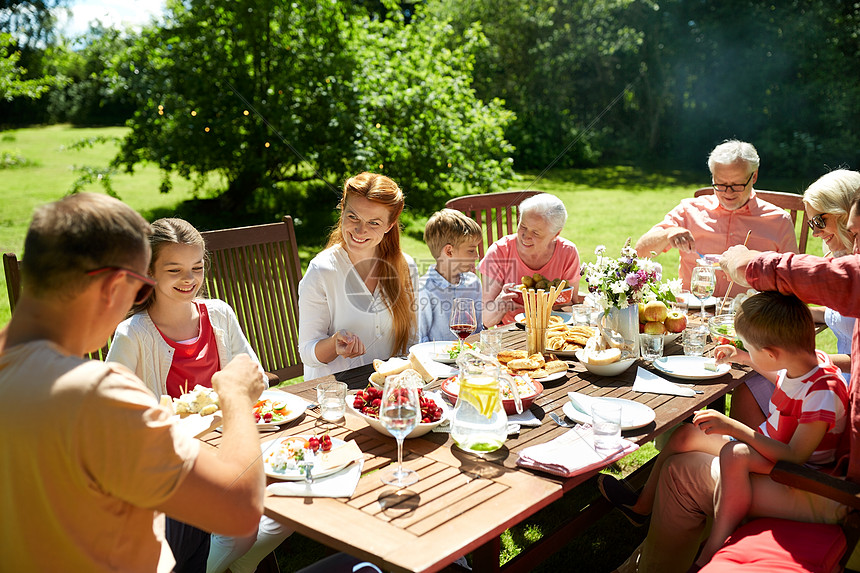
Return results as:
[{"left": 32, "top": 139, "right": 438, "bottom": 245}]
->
[{"left": 635, "top": 139, "right": 798, "bottom": 297}]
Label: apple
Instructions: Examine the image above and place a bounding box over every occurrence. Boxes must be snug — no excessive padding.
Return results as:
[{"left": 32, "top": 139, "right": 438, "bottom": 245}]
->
[
  {"left": 643, "top": 321, "right": 667, "bottom": 335},
  {"left": 639, "top": 321, "right": 645, "bottom": 333},
  {"left": 664, "top": 310, "right": 687, "bottom": 333},
  {"left": 643, "top": 300, "right": 669, "bottom": 323},
  {"left": 638, "top": 302, "right": 648, "bottom": 324}
]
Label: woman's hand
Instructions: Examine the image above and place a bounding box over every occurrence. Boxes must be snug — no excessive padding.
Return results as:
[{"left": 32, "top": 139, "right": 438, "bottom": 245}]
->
[
  {"left": 334, "top": 330, "right": 365, "bottom": 358},
  {"left": 713, "top": 344, "right": 751, "bottom": 367}
]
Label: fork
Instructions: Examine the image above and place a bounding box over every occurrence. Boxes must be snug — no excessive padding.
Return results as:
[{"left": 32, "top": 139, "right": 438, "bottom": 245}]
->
[{"left": 549, "top": 412, "right": 576, "bottom": 428}]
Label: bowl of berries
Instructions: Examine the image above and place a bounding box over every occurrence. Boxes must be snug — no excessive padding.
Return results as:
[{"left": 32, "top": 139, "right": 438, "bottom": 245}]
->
[{"left": 347, "top": 385, "right": 449, "bottom": 438}]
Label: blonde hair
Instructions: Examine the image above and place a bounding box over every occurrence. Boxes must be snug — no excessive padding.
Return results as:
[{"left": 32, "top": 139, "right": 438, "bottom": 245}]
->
[
  {"left": 133, "top": 218, "right": 206, "bottom": 314},
  {"left": 22, "top": 193, "right": 151, "bottom": 299},
  {"left": 424, "top": 209, "right": 482, "bottom": 259},
  {"left": 326, "top": 173, "right": 415, "bottom": 355},
  {"left": 803, "top": 169, "right": 860, "bottom": 255},
  {"left": 735, "top": 291, "right": 815, "bottom": 353}
]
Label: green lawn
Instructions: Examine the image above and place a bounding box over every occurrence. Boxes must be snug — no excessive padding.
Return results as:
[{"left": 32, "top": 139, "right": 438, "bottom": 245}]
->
[{"left": 0, "top": 125, "right": 839, "bottom": 571}]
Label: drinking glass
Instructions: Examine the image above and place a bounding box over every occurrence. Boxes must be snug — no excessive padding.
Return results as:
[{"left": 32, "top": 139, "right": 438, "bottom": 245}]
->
[
  {"left": 690, "top": 266, "right": 716, "bottom": 322},
  {"left": 640, "top": 333, "right": 664, "bottom": 364},
  {"left": 379, "top": 373, "right": 421, "bottom": 487},
  {"left": 449, "top": 298, "right": 477, "bottom": 354},
  {"left": 479, "top": 328, "right": 504, "bottom": 356},
  {"left": 592, "top": 401, "right": 622, "bottom": 455},
  {"left": 316, "top": 381, "right": 347, "bottom": 422},
  {"left": 682, "top": 325, "right": 708, "bottom": 357}
]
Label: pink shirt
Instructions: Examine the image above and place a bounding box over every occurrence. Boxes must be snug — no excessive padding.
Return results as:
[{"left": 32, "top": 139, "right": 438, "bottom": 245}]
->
[
  {"left": 479, "top": 234, "right": 580, "bottom": 325},
  {"left": 747, "top": 252, "right": 860, "bottom": 479},
  {"left": 652, "top": 191, "right": 798, "bottom": 296}
]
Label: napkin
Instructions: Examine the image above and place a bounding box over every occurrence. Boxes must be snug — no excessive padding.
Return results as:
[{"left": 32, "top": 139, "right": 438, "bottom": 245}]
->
[
  {"left": 566, "top": 391, "right": 598, "bottom": 420},
  {"left": 632, "top": 366, "right": 696, "bottom": 397},
  {"left": 508, "top": 409, "right": 541, "bottom": 427},
  {"left": 267, "top": 460, "right": 364, "bottom": 498},
  {"left": 517, "top": 425, "right": 638, "bottom": 478}
]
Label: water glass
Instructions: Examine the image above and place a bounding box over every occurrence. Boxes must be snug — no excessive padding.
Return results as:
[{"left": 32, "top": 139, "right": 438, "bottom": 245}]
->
[
  {"left": 592, "top": 401, "right": 622, "bottom": 455},
  {"left": 316, "top": 381, "right": 347, "bottom": 422},
  {"left": 572, "top": 304, "right": 600, "bottom": 326},
  {"left": 683, "top": 326, "right": 708, "bottom": 356},
  {"left": 640, "top": 333, "right": 664, "bottom": 363},
  {"left": 480, "top": 328, "right": 504, "bottom": 356}
]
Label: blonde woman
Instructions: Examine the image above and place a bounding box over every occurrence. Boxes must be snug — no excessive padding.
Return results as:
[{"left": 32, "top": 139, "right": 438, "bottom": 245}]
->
[{"left": 298, "top": 173, "right": 418, "bottom": 379}]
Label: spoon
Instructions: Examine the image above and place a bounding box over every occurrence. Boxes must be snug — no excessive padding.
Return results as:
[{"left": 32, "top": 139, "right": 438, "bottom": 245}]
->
[{"left": 549, "top": 412, "right": 576, "bottom": 428}]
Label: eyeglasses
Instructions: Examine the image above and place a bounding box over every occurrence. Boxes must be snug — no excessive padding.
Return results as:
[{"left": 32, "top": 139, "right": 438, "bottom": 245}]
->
[
  {"left": 86, "top": 266, "right": 156, "bottom": 304},
  {"left": 807, "top": 213, "right": 827, "bottom": 230},
  {"left": 712, "top": 171, "right": 755, "bottom": 193}
]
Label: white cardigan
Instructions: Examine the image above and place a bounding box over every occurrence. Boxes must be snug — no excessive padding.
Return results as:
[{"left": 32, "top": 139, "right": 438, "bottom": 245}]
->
[
  {"left": 106, "top": 299, "right": 260, "bottom": 397},
  {"left": 298, "top": 245, "right": 418, "bottom": 380}
]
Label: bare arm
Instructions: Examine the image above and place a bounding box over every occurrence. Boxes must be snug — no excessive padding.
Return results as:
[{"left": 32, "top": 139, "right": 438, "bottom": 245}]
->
[
  {"left": 482, "top": 277, "right": 517, "bottom": 328},
  {"left": 694, "top": 409, "right": 828, "bottom": 464},
  {"left": 156, "top": 354, "right": 266, "bottom": 536},
  {"left": 314, "top": 330, "right": 366, "bottom": 363},
  {"left": 719, "top": 245, "right": 762, "bottom": 289},
  {"left": 635, "top": 226, "right": 696, "bottom": 258}
]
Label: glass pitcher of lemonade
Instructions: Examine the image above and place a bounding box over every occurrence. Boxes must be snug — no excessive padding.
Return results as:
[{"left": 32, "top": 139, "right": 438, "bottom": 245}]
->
[{"left": 451, "top": 350, "right": 522, "bottom": 454}]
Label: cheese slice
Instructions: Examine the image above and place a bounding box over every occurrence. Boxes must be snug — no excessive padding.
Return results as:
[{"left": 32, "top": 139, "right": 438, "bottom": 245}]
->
[
  {"left": 372, "top": 357, "right": 411, "bottom": 377},
  {"left": 408, "top": 352, "right": 435, "bottom": 383}
]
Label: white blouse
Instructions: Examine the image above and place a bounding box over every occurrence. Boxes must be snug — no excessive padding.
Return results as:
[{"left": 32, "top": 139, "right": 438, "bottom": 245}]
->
[{"left": 298, "top": 245, "right": 418, "bottom": 380}]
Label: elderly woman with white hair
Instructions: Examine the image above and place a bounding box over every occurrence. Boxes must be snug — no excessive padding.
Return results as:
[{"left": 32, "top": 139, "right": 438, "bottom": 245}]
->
[
  {"left": 479, "top": 193, "right": 581, "bottom": 327},
  {"left": 728, "top": 169, "right": 857, "bottom": 428}
]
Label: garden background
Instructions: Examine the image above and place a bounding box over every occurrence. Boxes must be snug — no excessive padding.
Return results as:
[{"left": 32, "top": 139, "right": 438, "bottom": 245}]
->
[{"left": 0, "top": 0, "right": 853, "bottom": 570}]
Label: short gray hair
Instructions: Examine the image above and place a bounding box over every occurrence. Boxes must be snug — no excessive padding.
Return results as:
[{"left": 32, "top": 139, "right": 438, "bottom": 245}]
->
[
  {"left": 707, "top": 140, "right": 760, "bottom": 175},
  {"left": 518, "top": 193, "right": 567, "bottom": 234},
  {"left": 803, "top": 169, "right": 860, "bottom": 253}
]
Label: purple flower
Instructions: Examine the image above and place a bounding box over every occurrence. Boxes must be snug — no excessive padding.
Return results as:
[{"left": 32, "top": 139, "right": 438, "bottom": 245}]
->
[{"left": 625, "top": 273, "right": 640, "bottom": 287}]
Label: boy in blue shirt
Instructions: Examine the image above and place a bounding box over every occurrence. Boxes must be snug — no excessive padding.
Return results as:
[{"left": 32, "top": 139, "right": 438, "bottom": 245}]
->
[{"left": 418, "top": 209, "right": 483, "bottom": 342}]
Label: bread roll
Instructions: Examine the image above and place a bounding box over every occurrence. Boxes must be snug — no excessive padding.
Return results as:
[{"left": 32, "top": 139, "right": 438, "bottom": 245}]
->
[
  {"left": 373, "top": 357, "right": 411, "bottom": 377},
  {"left": 497, "top": 349, "right": 528, "bottom": 363},
  {"left": 508, "top": 358, "right": 540, "bottom": 370},
  {"left": 408, "top": 352, "right": 435, "bottom": 383},
  {"left": 543, "top": 360, "right": 568, "bottom": 374},
  {"left": 585, "top": 348, "right": 621, "bottom": 365}
]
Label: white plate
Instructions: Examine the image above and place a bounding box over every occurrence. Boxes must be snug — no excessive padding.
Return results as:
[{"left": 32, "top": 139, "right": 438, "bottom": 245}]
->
[
  {"left": 514, "top": 311, "right": 573, "bottom": 327},
  {"left": 262, "top": 435, "right": 349, "bottom": 480},
  {"left": 409, "top": 341, "right": 465, "bottom": 364},
  {"left": 533, "top": 370, "right": 568, "bottom": 383},
  {"left": 652, "top": 356, "right": 730, "bottom": 380},
  {"left": 679, "top": 293, "right": 719, "bottom": 309},
  {"left": 255, "top": 390, "right": 307, "bottom": 425},
  {"left": 562, "top": 397, "right": 656, "bottom": 430}
]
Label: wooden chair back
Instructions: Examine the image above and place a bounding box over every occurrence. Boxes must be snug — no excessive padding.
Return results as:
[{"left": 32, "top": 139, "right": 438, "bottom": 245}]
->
[
  {"left": 693, "top": 187, "right": 811, "bottom": 254},
  {"left": 4, "top": 252, "right": 110, "bottom": 360},
  {"left": 201, "top": 216, "right": 303, "bottom": 384},
  {"left": 445, "top": 190, "right": 540, "bottom": 258}
]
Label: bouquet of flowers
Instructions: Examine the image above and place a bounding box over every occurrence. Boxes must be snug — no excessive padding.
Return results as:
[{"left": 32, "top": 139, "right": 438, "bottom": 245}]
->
[{"left": 581, "top": 241, "right": 681, "bottom": 310}]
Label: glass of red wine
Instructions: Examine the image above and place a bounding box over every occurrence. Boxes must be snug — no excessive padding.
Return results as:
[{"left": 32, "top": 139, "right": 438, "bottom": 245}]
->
[{"left": 449, "top": 298, "right": 477, "bottom": 354}]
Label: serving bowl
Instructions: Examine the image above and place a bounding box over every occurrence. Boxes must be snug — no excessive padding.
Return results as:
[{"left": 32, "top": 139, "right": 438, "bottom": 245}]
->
[
  {"left": 574, "top": 349, "right": 636, "bottom": 377},
  {"left": 511, "top": 285, "right": 575, "bottom": 307},
  {"left": 346, "top": 391, "right": 449, "bottom": 439},
  {"left": 439, "top": 376, "right": 543, "bottom": 415},
  {"left": 709, "top": 314, "right": 739, "bottom": 346}
]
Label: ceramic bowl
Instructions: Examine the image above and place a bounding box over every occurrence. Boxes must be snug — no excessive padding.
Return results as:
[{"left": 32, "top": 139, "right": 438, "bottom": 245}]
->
[
  {"left": 346, "top": 391, "right": 449, "bottom": 439},
  {"left": 574, "top": 349, "right": 636, "bottom": 377}
]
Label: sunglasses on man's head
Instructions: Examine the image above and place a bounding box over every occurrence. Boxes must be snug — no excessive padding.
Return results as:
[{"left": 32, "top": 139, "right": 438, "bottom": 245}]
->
[
  {"left": 86, "top": 266, "right": 155, "bottom": 304},
  {"left": 806, "top": 213, "right": 827, "bottom": 230}
]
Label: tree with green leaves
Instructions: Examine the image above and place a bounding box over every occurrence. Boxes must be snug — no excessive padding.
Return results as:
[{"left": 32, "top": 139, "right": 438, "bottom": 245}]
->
[
  {"left": 108, "top": 0, "right": 514, "bottom": 213},
  {"left": 0, "top": 32, "right": 63, "bottom": 102}
]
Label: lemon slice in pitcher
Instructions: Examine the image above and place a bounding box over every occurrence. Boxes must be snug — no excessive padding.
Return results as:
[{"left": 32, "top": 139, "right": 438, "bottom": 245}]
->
[{"left": 458, "top": 378, "right": 500, "bottom": 419}]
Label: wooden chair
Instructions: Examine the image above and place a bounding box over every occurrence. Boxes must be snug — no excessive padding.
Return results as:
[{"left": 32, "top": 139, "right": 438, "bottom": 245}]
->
[
  {"left": 201, "top": 216, "right": 303, "bottom": 385},
  {"left": 3, "top": 252, "right": 110, "bottom": 360},
  {"left": 445, "top": 190, "right": 540, "bottom": 258},
  {"left": 694, "top": 188, "right": 811, "bottom": 254}
]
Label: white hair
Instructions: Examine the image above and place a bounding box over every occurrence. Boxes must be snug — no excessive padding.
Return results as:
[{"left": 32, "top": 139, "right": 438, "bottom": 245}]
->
[
  {"left": 803, "top": 169, "right": 860, "bottom": 253},
  {"left": 707, "top": 140, "right": 760, "bottom": 175},
  {"left": 518, "top": 193, "right": 567, "bottom": 234}
]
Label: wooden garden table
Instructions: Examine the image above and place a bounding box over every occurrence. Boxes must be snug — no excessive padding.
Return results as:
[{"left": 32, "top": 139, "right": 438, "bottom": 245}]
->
[{"left": 197, "top": 327, "right": 752, "bottom": 573}]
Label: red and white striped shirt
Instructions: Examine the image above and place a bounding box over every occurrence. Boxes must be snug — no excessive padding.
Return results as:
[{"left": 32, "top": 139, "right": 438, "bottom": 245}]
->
[{"left": 759, "top": 350, "right": 849, "bottom": 467}]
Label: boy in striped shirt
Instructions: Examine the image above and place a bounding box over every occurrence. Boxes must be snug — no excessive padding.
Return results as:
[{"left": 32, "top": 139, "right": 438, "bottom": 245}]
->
[{"left": 599, "top": 291, "right": 848, "bottom": 571}]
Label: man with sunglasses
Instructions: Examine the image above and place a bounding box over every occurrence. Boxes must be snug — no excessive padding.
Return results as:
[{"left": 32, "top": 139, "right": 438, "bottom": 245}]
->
[
  {"left": 635, "top": 139, "right": 798, "bottom": 297},
  {"left": 0, "top": 193, "right": 266, "bottom": 571}
]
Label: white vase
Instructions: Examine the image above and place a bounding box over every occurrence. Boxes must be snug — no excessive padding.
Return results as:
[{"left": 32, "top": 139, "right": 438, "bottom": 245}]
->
[{"left": 602, "top": 304, "right": 640, "bottom": 358}]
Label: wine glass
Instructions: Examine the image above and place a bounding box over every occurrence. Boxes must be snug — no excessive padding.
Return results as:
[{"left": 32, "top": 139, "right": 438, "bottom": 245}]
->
[
  {"left": 690, "top": 266, "right": 716, "bottom": 323},
  {"left": 449, "top": 298, "right": 477, "bottom": 354},
  {"left": 379, "top": 372, "right": 421, "bottom": 487}
]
